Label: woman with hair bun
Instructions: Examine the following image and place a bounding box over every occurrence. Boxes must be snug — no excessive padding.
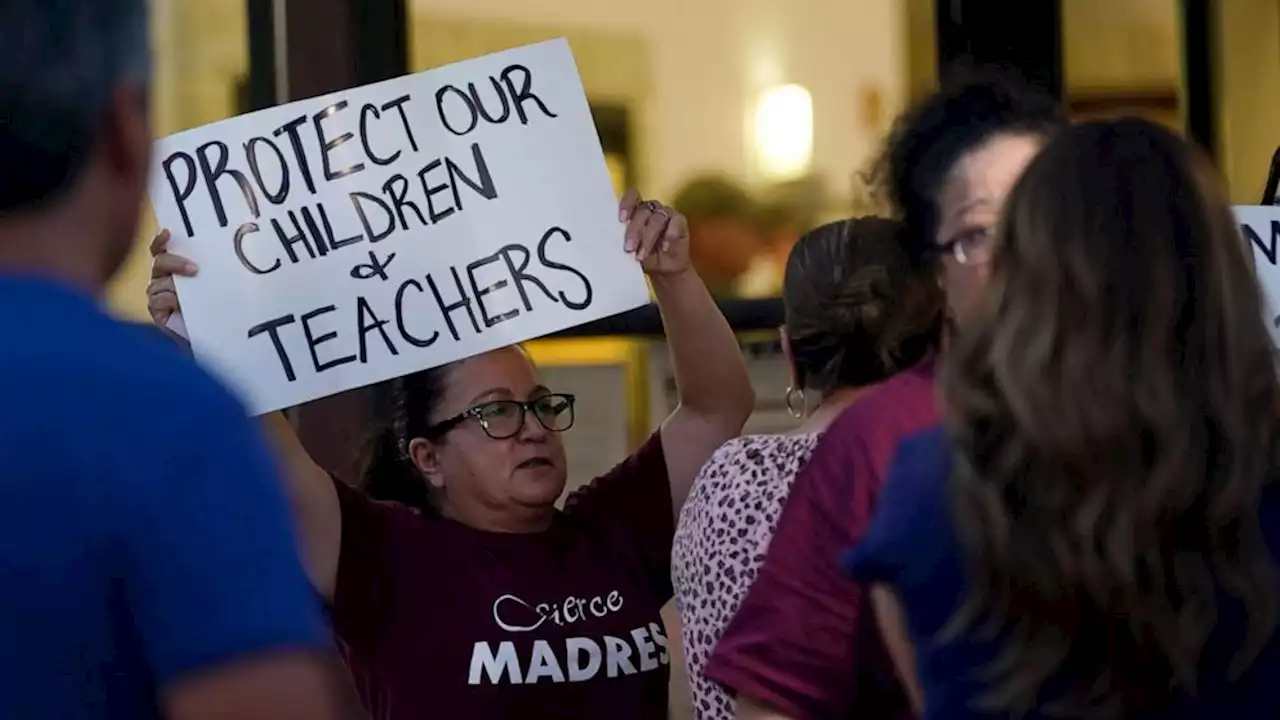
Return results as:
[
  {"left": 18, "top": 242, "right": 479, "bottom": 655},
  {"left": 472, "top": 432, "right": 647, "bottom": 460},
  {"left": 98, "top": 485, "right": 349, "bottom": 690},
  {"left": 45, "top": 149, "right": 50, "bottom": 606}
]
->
[
  {"left": 708, "top": 68, "right": 1066, "bottom": 719},
  {"left": 672, "top": 216, "right": 943, "bottom": 719}
]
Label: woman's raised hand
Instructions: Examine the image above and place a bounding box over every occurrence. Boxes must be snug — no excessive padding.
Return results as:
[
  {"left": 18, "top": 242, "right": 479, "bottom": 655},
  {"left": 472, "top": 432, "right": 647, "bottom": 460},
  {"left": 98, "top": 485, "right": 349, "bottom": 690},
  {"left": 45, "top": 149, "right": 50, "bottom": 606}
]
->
[
  {"left": 145, "top": 229, "right": 198, "bottom": 329},
  {"left": 618, "top": 189, "right": 690, "bottom": 276}
]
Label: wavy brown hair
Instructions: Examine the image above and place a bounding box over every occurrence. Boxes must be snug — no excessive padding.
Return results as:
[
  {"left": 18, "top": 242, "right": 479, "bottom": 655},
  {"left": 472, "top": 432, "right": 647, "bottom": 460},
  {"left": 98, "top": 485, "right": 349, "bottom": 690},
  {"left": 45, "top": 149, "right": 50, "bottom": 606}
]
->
[{"left": 942, "top": 118, "right": 1280, "bottom": 717}]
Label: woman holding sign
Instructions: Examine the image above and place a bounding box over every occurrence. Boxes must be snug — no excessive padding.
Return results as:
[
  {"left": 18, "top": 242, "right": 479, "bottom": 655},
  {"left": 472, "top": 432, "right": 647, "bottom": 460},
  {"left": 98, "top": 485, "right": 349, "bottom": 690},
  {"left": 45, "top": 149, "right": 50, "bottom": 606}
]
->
[{"left": 147, "top": 189, "right": 754, "bottom": 720}]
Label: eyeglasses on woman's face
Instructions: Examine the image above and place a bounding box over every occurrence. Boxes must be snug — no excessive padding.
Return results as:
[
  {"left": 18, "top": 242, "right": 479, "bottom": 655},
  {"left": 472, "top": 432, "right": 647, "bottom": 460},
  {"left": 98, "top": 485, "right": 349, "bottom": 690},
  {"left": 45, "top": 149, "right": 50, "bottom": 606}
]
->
[
  {"left": 929, "top": 227, "right": 995, "bottom": 267},
  {"left": 425, "top": 393, "right": 577, "bottom": 440}
]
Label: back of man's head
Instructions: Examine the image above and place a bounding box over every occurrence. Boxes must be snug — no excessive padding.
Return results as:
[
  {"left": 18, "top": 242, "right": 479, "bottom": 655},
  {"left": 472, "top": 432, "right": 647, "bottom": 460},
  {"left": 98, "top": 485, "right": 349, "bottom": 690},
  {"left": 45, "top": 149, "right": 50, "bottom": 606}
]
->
[{"left": 0, "top": 0, "right": 152, "bottom": 287}]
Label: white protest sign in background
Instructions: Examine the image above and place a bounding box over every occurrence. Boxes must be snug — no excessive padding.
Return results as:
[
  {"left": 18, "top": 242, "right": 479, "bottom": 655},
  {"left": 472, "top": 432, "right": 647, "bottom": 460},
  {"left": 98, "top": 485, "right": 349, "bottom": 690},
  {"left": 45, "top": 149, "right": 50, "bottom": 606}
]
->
[
  {"left": 150, "top": 39, "right": 651, "bottom": 415},
  {"left": 1238, "top": 204, "right": 1280, "bottom": 346}
]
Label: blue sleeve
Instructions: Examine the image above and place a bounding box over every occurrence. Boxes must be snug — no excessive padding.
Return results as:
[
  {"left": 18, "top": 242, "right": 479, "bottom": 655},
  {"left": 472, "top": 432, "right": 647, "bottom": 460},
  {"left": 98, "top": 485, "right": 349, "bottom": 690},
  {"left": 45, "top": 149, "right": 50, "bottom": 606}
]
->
[
  {"left": 843, "top": 425, "right": 952, "bottom": 587},
  {"left": 117, "top": 377, "right": 329, "bottom": 684}
]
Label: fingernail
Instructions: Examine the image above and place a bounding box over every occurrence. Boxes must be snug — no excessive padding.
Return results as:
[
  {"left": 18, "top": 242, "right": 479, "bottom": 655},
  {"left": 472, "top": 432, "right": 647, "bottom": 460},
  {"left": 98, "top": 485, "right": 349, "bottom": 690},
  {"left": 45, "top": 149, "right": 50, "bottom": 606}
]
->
[
  {"left": 620, "top": 209, "right": 629, "bottom": 222},
  {"left": 184, "top": 262, "right": 198, "bottom": 274},
  {"left": 637, "top": 249, "right": 647, "bottom": 263}
]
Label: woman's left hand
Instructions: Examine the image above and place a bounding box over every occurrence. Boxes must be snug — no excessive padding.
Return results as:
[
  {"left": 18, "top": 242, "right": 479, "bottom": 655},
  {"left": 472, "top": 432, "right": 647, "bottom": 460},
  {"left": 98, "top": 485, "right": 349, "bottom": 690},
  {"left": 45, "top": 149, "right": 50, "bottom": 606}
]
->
[{"left": 619, "top": 189, "right": 690, "bottom": 276}]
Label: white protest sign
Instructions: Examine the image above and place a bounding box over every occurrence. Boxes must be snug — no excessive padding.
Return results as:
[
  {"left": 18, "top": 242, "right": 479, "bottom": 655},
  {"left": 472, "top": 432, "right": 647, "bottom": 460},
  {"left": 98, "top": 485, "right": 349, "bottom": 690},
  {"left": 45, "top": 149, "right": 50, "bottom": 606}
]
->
[
  {"left": 149, "top": 39, "right": 650, "bottom": 415},
  {"left": 1237, "top": 204, "right": 1280, "bottom": 345}
]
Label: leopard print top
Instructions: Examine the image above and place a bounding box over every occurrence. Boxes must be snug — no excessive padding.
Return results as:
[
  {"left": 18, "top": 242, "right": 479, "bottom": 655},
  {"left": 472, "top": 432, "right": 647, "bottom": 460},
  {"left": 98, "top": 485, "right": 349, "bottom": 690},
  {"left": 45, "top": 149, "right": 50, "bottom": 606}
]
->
[{"left": 671, "top": 433, "right": 822, "bottom": 720}]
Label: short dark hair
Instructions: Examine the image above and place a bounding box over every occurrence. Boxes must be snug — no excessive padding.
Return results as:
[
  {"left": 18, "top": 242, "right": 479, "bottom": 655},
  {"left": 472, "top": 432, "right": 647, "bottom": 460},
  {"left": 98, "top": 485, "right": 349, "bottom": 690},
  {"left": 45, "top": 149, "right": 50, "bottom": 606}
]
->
[
  {"left": 874, "top": 65, "right": 1065, "bottom": 264},
  {"left": 782, "top": 216, "right": 942, "bottom": 393},
  {"left": 0, "top": 0, "right": 150, "bottom": 213}
]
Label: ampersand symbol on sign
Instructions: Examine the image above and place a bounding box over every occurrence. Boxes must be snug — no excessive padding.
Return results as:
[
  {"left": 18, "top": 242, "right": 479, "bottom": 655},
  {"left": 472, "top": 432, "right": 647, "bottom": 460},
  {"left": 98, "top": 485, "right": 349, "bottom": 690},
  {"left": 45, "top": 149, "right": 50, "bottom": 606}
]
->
[{"left": 350, "top": 250, "right": 397, "bottom": 281}]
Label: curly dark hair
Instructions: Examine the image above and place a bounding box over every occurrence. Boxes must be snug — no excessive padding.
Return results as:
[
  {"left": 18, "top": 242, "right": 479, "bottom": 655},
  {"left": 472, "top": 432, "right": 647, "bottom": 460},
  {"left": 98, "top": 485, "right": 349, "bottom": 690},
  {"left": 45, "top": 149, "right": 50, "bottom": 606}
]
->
[
  {"left": 942, "top": 117, "right": 1280, "bottom": 717},
  {"left": 872, "top": 65, "right": 1065, "bottom": 265},
  {"left": 782, "top": 216, "right": 942, "bottom": 393}
]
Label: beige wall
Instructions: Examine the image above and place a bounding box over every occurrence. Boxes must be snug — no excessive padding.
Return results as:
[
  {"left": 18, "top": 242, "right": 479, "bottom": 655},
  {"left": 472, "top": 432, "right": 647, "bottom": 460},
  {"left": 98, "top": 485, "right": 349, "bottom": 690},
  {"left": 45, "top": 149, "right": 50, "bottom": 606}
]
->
[
  {"left": 1062, "top": 0, "right": 1183, "bottom": 129},
  {"left": 1063, "top": 0, "right": 1181, "bottom": 92},
  {"left": 1214, "top": 0, "right": 1280, "bottom": 202},
  {"left": 1061, "top": 0, "right": 1280, "bottom": 203},
  {"left": 411, "top": 0, "right": 906, "bottom": 203},
  {"left": 903, "top": 0, "right": 937, "bottom": 102}
]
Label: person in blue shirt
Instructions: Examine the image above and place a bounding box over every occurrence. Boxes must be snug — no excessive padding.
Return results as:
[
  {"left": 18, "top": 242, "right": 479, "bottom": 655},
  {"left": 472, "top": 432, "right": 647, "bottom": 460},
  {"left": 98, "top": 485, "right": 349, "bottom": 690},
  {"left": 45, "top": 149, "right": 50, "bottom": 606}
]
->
[
  {"left": 0, "top": 1, "right": 352, "bottom": 719},
  {"left": 847, "top": 118, "right": 1280, "bottom": 718}
]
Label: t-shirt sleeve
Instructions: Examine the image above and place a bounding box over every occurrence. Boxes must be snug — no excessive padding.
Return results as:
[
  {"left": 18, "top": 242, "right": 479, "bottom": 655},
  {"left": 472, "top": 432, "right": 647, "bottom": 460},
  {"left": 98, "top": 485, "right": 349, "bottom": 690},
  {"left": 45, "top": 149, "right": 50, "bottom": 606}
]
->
[
  {"left": 704, "top": 424, "right": 880, "bottom": 718},
  {"left": 562, "top": 430, "right": 674, "bottom": 602},
  {"left": 118, "top": 382, "right": 329, "bottom": 685},
  {"left": 845, "top": 426, "right": 951, "bottom": 588},
  {"left": 329, "top": 475, "right": 405, "bottom": 654}
]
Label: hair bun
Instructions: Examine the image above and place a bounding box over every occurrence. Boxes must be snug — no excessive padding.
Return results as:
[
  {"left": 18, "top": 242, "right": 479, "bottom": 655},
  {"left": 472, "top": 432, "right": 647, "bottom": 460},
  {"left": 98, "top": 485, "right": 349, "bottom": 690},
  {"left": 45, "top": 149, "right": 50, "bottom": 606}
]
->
[{"left": 783, "top": 216, "right": 942, "bottom": 392}]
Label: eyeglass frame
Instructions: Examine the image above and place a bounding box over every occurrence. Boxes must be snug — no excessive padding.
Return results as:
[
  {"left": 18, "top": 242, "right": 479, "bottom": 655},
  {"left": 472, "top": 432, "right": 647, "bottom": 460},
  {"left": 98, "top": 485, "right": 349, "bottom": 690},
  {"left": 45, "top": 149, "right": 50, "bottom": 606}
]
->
[
  {"left": 423, "top": 393, "right": 577, "bottom": 440},
  {"left": 924, "top": 227, "right": 995, "bottom": 266}
]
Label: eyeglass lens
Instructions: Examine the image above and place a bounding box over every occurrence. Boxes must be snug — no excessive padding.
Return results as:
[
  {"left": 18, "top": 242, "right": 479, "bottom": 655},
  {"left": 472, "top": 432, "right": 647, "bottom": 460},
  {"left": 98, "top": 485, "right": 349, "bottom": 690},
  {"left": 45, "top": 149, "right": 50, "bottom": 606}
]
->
[{"left": 475, "top": 395, "right": 575, "bottom": 439}]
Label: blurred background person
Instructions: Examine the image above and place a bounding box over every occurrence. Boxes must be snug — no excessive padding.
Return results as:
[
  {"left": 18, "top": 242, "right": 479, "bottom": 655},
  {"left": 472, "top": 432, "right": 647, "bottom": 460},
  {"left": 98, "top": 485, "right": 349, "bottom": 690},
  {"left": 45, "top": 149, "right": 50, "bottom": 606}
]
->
[
  {"left": 851, "top": 117, "right": 1280, "bottom": 718},
  {"left": 672, "top": 216, "right": 942, "bottom": 719},
  {"left": 707, "top": 70, "right": 1065, "bottom": 720},
  {"left": 672, "top": 176, "right": 764, "bottom": 296},
  {"left": 733, "top": 177, "right": 825, "bottom": 299},
  {"left": 0, "top": 1, "right": 351, "bottom": 719}
]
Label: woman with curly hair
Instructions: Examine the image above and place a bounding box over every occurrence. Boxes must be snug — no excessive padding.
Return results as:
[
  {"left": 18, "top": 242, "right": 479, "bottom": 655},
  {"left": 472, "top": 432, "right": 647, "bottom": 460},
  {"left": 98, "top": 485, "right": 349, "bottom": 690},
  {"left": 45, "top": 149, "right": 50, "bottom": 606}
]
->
[{"left": 849, "top": 117, "right": 1280, "bottom": 718}]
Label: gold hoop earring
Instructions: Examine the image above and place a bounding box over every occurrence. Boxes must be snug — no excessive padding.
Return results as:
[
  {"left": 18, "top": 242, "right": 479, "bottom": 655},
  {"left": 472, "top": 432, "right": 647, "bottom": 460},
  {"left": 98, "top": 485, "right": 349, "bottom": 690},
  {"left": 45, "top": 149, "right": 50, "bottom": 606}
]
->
[{"left": 785, "top": 385, "right": 806, "bottom": 419}]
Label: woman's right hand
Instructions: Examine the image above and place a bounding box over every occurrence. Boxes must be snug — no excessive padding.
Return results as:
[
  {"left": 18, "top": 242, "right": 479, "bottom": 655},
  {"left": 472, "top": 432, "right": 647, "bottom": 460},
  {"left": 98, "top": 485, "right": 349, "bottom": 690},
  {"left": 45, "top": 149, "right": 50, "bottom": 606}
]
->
[{"left": 146, "top": 228, "right": 198, "bottom": 329}]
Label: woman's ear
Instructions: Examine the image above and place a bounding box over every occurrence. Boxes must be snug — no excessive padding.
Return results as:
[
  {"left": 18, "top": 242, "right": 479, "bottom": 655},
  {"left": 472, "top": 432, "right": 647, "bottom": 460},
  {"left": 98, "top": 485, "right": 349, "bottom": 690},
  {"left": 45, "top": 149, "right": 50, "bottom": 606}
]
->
[{"left": 407, "top": 437, "right": 445, "bottom": 490}]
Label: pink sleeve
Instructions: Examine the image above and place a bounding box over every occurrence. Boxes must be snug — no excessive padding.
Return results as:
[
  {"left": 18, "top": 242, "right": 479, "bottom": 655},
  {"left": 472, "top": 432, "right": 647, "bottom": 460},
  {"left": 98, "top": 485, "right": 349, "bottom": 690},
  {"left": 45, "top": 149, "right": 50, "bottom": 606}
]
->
[
  {"left": 704, "top": 426, "right": 879, "bottom": 718},
  {"left": 563, "top": 430, "right": 674, "bottom": 602}
]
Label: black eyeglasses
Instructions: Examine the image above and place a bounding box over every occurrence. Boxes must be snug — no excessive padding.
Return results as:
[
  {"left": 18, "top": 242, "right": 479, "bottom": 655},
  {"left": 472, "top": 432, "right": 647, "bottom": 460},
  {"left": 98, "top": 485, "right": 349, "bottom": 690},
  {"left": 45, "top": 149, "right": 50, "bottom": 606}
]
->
[{"left": 425, "top": 393, "right": 576, "bottom": 440}]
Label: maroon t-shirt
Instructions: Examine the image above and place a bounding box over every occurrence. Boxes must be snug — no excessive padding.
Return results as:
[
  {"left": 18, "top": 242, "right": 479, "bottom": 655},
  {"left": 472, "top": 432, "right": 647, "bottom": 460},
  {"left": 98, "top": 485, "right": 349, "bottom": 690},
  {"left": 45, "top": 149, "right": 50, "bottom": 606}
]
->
[
  {"left": 330, "top": 432, "right": 674, "bottom": 719},
  {"left": 705, "top": 360, "right": 939, "bottom": 719}
]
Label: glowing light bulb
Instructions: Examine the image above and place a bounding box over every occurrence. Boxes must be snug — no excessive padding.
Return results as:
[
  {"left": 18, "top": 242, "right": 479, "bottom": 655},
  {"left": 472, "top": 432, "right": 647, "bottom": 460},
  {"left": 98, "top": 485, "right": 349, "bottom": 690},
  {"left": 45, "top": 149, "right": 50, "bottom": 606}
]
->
[{"left": 754, "top": 84, "right": 813, "bottom": 180}]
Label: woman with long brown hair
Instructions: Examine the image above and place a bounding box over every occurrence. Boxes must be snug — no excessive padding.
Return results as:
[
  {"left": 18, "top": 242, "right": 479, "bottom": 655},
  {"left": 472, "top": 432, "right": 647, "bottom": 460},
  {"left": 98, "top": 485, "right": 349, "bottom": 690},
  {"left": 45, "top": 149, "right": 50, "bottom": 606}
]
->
[{"left": 848, "top": 117, "right": 1280, "bottom": 717}]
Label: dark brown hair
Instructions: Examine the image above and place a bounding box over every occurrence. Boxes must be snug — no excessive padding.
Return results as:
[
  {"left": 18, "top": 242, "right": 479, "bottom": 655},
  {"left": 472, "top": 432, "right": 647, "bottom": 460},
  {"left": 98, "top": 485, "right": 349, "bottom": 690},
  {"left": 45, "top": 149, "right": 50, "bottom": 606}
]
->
[
  {"left": 782, "top": 216, "right": 941, "bottom": 393},
  {"left": 874, "top": 65, "right": 1065, "bottom": 266},
  {"left": 943, "top": 117, "right": 1280, "bottom": 716},
  {"left": 357, "top": 365, "right": 455, "bottom": 513}
]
